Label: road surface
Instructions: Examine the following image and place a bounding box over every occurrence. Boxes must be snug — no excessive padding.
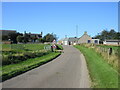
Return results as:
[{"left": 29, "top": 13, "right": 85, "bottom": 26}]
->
[{"left": 3, "top": 45, "right": 90, "bottom": 88}]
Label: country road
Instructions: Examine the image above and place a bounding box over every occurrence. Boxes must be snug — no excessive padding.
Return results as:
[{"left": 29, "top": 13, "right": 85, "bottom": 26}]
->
[{"left": 2, "top": 45, "right": 90, "bottom": 88}]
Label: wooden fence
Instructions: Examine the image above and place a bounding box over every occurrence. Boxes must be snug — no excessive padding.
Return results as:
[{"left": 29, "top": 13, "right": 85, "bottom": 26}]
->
[{"left": 83, "top": 44, "right": 119, "bottom": 70}]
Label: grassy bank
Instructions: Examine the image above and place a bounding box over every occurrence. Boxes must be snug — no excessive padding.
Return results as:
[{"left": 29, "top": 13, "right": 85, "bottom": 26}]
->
[
  {"left": 96, "top": 44, "right": 119, "bottom": 50},
  {"left": 74, "top": 45, "right": 118, "bottom": 88},
  {"left": 2, "top": 44, "right": 45, "bottom": 52},
  {"left": 2, "top": 44, "right": 49, "bottom": 66},
  {"left": 1, "top": 44, "right": 63, "bottom": 81},
  {"left": 56, "top": 44, "right": 63, "bottom": 50},
  {"left": 1, "top": 52, "right": 61, "bottom": 81}
]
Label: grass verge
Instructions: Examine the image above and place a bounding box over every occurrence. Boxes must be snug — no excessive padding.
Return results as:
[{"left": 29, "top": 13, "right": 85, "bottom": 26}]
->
[
  {"left": 74, "top": 45, "right": 118, "bottom": 88},
  {"left": 1, "top": 52, "right": 61, "bottom": 82}
]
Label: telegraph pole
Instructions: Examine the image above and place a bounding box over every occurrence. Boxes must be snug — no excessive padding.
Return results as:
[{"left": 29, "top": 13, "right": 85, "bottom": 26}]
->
[
  {"left": 76, "top": 25, "right": 78, "bottom": 38},
  {"left": 65, "top": 35, "right": 67, "bottom": 38}
]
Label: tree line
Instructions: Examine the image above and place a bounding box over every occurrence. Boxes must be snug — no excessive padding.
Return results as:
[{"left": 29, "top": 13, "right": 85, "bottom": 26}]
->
[
  {"left": 93, "top": 29, "right": 120, "bottom": 44},
  {"left": 2, "top": 32, "right": 57, "bottom": 44}
]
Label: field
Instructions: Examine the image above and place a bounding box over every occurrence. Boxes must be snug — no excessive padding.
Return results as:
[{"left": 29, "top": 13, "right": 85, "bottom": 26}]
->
[
  {"left": 2, "top": 44, "right": 45, "bottom": 52},
  {"left": 1, "top": 43, "right": 62, "bottom": 81},
  {"left": 74, "top": 45, "right": 118, "bottom": 88}
]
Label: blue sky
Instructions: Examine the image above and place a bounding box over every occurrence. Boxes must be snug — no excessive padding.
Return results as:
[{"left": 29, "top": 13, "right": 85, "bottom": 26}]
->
[{"left": 2, "top": 2, "right": 118, "bottom": 39}]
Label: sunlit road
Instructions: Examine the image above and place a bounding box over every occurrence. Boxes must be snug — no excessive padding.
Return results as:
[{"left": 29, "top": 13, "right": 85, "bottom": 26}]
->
[{"left": 3, "top": 45, "right": 90, "bottom": 88}]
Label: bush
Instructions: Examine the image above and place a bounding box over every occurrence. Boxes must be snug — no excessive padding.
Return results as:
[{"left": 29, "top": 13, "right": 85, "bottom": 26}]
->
[
  {"left": 2, "top": 55, "right": 11, "bottom": 65},
  {"left": 2, "top": 51, "right": 51, "bottom": 66}
]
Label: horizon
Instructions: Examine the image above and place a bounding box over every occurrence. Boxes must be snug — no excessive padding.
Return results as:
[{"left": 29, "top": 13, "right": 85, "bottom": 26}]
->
[{"left": 2, "top": 2, "right": 118, "bottom": 40}]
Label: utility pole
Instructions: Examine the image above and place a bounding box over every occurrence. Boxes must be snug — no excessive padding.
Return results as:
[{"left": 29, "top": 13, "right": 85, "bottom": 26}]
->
[
  {"left": 65, "top": 35, "right": 67, "bottom": 38},
  {"left": 76, "top": 25, "right": 78, "bottom": 38}
]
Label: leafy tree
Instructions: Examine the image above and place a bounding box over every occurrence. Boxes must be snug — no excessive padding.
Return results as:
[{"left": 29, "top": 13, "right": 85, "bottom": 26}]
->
[
  {"left": 108, "top": 29, "right": 116, "bottom": 39},
  {"left": 43, "top": 33, "right": 57, "bottom": 42},
  {"left": 8, "top": 32, "right": 23, "bottom": 43},
  {"left": 17, "top": 35, "right": 24, "bottom": 43},
  {"left": 94, "top": 29, "right": 119, "bottom": 44},
  {"left": 38, "top": 38, "right": 44, "bottom": 43}
]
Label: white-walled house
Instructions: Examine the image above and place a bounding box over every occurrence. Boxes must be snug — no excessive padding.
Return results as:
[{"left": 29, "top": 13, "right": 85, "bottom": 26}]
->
[
  {"left": 63, "top": 38, "right": 69, "bottom": 45},
  {"left": 103, "top": 40, "right": 120, "bottom": 45}
]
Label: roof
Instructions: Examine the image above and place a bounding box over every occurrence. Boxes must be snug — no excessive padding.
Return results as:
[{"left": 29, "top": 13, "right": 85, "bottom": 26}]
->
[
  {"left": 63, "top": 38, "right": 69, "bottom": 41},
  {"left": 105, "top": 40, "right": 120, "bottom": 42},
  {"left": 79, "top": 32, "right": 91, "bottom": 40},
  {"left": 26, "top": 32, "right": 41, "bottom": 35},
  {"left": 68, "top": 37, "right": 79, "bottom": 42},
  {"left": 0, "top": 30, "right": 16, "bottom": 31}
]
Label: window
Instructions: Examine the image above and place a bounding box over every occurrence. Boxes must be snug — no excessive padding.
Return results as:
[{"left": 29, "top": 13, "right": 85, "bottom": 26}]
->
[
  {"left": 88, "top": 40, "right": 91, "bottom": 43},
  {"left": 94, "top": 40, "right": 98, "bottom": 43}
]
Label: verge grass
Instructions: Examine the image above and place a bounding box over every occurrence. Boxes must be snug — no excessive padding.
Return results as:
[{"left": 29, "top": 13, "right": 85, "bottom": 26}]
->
[
  {"left": 74, "top": 45, "right": 118, "bottom": 88},
  {"left": 96, "top": 44, "right": 119, "bottom": 50},
  {"left": 1, "top": 52, "right": 60, "bottom": 81}
]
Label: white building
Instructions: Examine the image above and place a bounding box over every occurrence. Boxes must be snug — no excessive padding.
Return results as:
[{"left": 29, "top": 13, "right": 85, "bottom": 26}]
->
[{"left": 103, "top": 40, "right": 120, "bottom": 45}]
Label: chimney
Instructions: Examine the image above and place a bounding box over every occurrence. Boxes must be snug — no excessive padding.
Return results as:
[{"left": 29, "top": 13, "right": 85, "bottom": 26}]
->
[
  {"left": 84, "top": 31, "right": 87, "bottom": 34},
  {"left": 40, "top": 32, "right": 43, "bottom": 35}
]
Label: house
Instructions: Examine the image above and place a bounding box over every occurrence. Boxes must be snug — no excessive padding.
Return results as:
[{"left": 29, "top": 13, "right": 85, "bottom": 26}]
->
[
  {"left": 58, "top": 37, "right": 79, "bottom": 45},
  {"left": 59, "top": 31, "right": 99, "bottom": 45},
  {"left": 0, "top": 30, "right": 16, "bottom": 36},
  {"left": 24, "top": 31, "right": 42, "bottom": 42},
  {"left": 78, "top": 32, "right": 99, "bottom": 44},
  {"left": 0, "top": 30, "right": 16, "bottom": 43},
  {"left": 68, "top": 37, "right": 79, "bottom": 45},
  {"left": 28, "top": 32, "right": 42, "bottom": 39},
  {"left": 103, "top": 40, "right": 120, "bottom": 45},
  {"left": 62, "top": 38, "right": 69, "bottom": 45}
]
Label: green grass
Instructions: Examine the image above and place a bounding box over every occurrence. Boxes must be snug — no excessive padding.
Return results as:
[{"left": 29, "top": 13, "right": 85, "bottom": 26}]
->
[
  {"left": 1, "top": 52, "right": 60, "bottom": 81},
  {"left": 74, "top": 45, "right": 118, "bottom": 88},
  {"left": 2, "top": 44, "right": 50, "bottom": 65},
  {"left": 1, "top": 43, "right": 62, "bottom": 81},
  {"left": 2, "top": 44, "right": 45, "bottom": 52},
  {"left": 96, "top": 45, "right": 119, "bottom": 51},
  {"left": 56, "top": 44, "right": 63, "bottom": 50}
]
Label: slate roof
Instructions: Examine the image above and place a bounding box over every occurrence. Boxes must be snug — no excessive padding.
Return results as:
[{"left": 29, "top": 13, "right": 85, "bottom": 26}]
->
[
  {"left": 68, "top": 37, "right": 79, "bottom": 42},
  {"left": 63, "top": 38, "right": 69, "bottom": 41}
]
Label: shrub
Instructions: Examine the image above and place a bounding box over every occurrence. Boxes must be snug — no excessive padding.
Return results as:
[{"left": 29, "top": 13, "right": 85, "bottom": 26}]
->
[
  {"left": 2, "top": 51, "right": 51, "bottom": 66},
  {"left": 2, "top": 55, "right": 11, "bottom": 65}
]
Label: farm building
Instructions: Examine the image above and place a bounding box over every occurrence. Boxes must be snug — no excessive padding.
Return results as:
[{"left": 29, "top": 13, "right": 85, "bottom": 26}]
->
[
  {"left": 103, "top": 40, "right": 120, "bottom": 45},
  {"left": 78, "top": 32, "right": 99, "bottom": 44}
]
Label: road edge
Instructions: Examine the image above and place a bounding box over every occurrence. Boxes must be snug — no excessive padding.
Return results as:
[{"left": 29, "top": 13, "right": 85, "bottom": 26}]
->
[{"left": 79, "top": 53, "right": 91, "bottom": 88}]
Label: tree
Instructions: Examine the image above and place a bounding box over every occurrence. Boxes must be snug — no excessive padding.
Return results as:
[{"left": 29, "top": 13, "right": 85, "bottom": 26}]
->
[
  {"left": 108, "top": 29, "right": 116, "bottom": 39},
  {"left": 94, "top": 29, "right": 118, "bottom": 44},
  {"left": 23, "top": 33, "right": 30, "bottom": 43},
  {"left": 17, "top": 35, "right": 24, "bottom": 43},
  {"left": 8, "top": 32, "right": 23, "bottom": 43},
  {"left": 43, "top": 33, "right": 57, "bottom": 42},
  {"left": 38, "top": 38, "right": 44, "bottom": 43}
]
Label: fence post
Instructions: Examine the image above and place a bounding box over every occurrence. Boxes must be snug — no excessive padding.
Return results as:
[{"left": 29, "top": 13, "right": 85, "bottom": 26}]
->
[{"left": 108, "top": 48, "right": 112, "bottom": 59}]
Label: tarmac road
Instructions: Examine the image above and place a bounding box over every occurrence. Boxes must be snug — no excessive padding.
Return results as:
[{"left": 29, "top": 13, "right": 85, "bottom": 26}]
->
[{"left": 3, "top": 45, "right": 90, "bottom": 88}]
